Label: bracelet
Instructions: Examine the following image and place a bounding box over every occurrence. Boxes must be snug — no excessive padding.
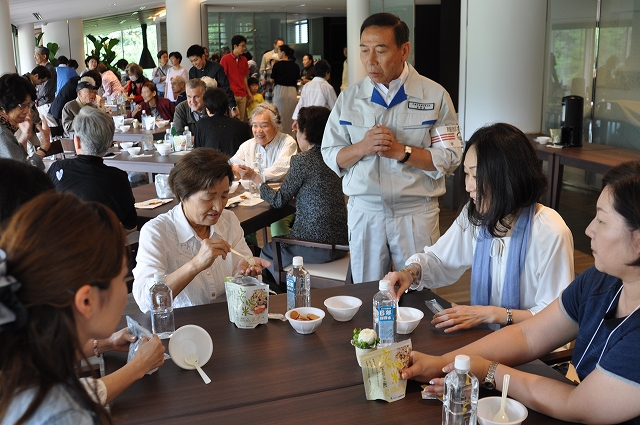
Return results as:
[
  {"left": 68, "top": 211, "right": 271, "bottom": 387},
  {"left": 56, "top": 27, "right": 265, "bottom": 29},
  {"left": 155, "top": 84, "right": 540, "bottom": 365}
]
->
[
  {"left": 93, "top": 339, "right": 100, "bottom": 357},
  {"left": 37, "top": 146, "right": 48, "bottom": 155},
  {"left": 400, "top": 263, "right": 420, "bottom": 285},
  {"left": 506, "top": 307, "right": 513, "bottom": 326}
]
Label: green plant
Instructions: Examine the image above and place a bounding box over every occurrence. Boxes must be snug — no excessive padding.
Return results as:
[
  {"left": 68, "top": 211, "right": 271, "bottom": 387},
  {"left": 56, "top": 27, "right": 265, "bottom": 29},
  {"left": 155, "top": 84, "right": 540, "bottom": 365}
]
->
[
  {"left": 351, "top": 328, "right": 379, "bottom": 349},
  {"left": 86, "top": 34, "right": 120, "bottom": 73},
  {"left": 35, "top": 33, "right": 44, "bottom": 46},
  {"left": 46, "top": 42, "right": 59, "bottom": 66}
]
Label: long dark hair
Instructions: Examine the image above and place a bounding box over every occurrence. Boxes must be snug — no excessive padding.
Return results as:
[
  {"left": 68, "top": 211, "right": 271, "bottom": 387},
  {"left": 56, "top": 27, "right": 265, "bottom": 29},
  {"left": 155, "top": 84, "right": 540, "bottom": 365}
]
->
[
  {"left": 463, "top": 123, "right": 547, "bottom": 237},
  {"left": 0, "top": 193, "right": 125, "bottom": 424}
]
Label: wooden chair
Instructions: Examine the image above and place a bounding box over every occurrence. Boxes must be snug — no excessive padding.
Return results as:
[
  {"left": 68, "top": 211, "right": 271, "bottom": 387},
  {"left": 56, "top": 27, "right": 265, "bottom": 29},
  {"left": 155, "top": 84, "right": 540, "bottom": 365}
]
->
[{"left": 271, "top": 236, "right": 352, "bottom": 289}]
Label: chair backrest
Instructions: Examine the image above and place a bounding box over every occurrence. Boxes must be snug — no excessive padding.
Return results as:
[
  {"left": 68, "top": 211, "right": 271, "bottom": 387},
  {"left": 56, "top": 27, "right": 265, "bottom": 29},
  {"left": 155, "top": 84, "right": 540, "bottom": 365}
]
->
[
  {"left": 271, "top": 236, "right": 352, "bottom": 289},
  {"left": 59, "top": 138, "right": 76, "bottom": 157}
]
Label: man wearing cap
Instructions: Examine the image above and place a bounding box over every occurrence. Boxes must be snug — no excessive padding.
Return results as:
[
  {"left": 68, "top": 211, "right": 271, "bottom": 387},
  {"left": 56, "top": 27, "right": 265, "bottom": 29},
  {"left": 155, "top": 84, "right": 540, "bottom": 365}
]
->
[
  {"left": 61, "top": 76, "right": 100, "bottom": 136},
  {"left": 321, "top": 13, "right": 463, "bottom": 284}
]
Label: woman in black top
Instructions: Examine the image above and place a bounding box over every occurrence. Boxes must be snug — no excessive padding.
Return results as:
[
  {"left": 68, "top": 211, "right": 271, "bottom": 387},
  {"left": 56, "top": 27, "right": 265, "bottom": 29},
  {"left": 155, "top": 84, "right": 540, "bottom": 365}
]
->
[
  {"left": 259, "top": 106, "right": 348, "bottom": 281},
  {"left": 270, "top": 45, "right": 299, "bottom": 136}
]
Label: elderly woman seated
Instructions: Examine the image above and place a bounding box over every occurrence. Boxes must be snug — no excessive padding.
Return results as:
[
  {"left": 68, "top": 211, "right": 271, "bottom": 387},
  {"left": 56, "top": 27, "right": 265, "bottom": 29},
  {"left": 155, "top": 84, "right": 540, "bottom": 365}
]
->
[
  {"left": 132, "top": 148, "right": 270, "bottom": 312},
  {"left": 61, "top": 76, "right": 100, "bottom": 136},
  {"left": 0, "top": 73, "right": 51, "bottom": 170},
  {"left": 129, "top": 81, "right": 175, "bottom": 122},
  {"left": 257, "top": 106, "right": 348, "bottom": 281}
]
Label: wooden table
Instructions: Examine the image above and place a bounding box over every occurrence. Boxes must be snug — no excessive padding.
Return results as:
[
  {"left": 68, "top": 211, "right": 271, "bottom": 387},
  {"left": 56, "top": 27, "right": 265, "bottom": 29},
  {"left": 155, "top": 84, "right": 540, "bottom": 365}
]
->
[
  {"left": 105, "top": 283, "right": 575, "bottom": 424},
  {"left": 112, "top": 126, "right": 167, "bottom": 142},
  {"left": 132, "top": 183, "right": 296, "bottom": 235},
  {"left": 551, "top": 145, "right": 640, "bottom": 209},
  {"left": 105, "top": 150, "right": 179, "bottom": 177}
]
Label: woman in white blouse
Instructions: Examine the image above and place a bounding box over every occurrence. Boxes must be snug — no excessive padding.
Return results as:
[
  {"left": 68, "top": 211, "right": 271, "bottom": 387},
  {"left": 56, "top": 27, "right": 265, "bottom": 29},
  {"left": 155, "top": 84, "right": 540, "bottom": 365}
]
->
[
  {"left": 386, "top": 123, "right": 574, "bottom": 332},
  {"left": 164, "top": 51, "right": 189, "bottom": 102},
  {"left": 132, "top": 149, "right": 269, "bottom": 312}
]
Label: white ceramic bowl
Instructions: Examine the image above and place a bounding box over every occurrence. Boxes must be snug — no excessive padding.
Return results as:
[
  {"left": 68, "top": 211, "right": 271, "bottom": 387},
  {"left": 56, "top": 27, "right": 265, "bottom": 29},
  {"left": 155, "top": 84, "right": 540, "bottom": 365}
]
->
[
  {"left": 324, "top": 296, "right": 362, "bottom": 322},
  {"left": 120, "top": 142, "right": 134, "bottom": 150},
  {"left": 124, "top": 118, "right": 134, "bottom": 125},
  {"left": 127, "top": 147, "right": 141, "bottom": 156},
  {"left": 119, "top": 125, "right": 131, "bottom": 132},
  {"left": 477, "top": 397, "right": 528, "bottom": 425},
  {"left": 156, "top": 144, "right": 172, "bottom": 156},
  {"left": 156, "top": 119, "right": 169, "bottom": 127},
  {"left": 397, "top": 306, "right": 424, "bottom": 334},
  {"left": 230, "top": 181, "right": 240, "bottom": 193},
  {"left": 535, "top": 136, "right": 551, "bottom": 145},
  {"left": 285, "top": 307, "right": 325, "bottom": 334},
  {"left": 168, "top": 324, "right": 214, "bottom": 370}
]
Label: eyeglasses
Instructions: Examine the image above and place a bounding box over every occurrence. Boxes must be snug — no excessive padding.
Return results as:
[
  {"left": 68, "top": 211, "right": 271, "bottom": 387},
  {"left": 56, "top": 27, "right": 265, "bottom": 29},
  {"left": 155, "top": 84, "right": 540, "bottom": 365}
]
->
[{"left": 18, "top": 101, "right": 35, "bottom": 110}]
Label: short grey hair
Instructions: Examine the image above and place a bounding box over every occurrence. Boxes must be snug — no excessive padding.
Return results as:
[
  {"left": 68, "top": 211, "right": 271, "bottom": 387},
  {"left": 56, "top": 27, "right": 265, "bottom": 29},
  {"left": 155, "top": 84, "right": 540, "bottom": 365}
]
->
[
  {"left": 74, "top": 108, "right": 115, "bottom": 156},
  {"left": 34, "top": 46, "right": 49, "bottom": 56},
  {"left": 250, "top": 103, "right": 281, "bottom": 131},
  {"left": 185, "top": 78, "right": 206, "bottom": 92}
]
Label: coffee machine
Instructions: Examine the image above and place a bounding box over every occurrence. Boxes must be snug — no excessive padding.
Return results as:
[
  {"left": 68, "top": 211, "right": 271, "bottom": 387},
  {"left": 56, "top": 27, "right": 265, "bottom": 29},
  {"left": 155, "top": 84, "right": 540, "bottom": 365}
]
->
[{"left": 560, "top": 95, "right": 584, "bottom": 147}]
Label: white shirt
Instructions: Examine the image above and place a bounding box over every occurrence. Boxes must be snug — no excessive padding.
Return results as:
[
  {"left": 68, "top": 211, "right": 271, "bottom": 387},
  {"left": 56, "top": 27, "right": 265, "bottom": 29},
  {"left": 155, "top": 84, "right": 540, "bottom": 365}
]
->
[
  {"left": 132, "top": 203, "right": 252, "bottom": 313},
  {"left": 229, "top": 132, "right": 298, "bottom": 182},
  {"left": 372, "top": 62, "right": 409, "bottom": 105},
  {"left": 165, "top": 67, "right": 188, "bottom": 101},
  {"left": 406, "top": 205, "right": 575, "bottom": 314},
  {"left": 292, "top": 76, "right": 337, "bottom": 120}
]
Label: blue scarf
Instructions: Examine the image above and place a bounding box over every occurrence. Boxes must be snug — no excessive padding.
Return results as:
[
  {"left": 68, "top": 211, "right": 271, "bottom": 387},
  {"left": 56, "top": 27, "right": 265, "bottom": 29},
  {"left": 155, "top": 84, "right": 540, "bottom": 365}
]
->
[{"left": 470, "top": 204, "right": 536, "bottom": 309}]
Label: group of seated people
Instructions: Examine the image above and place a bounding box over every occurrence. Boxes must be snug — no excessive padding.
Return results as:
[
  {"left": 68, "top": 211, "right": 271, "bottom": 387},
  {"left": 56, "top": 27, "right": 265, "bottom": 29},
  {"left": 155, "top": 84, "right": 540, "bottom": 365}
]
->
[{"left": 2, "top": 57, "right": 640, "bottom": 421}]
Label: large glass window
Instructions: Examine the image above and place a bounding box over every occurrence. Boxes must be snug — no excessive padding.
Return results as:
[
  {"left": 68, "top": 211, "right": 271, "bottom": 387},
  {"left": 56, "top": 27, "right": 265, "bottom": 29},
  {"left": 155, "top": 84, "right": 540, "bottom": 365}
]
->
[
  {"left": 542, "top": 0, "right": 640, "bottom": 150},
  {"left": 288, "top": 20, "right": 309, "bottom": 44}
]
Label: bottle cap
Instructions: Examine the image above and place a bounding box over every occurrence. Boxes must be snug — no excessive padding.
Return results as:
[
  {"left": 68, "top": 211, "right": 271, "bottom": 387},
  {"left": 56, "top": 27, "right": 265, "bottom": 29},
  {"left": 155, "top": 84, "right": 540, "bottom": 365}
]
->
[
  {"left": 454, "top": 354, "right": 471, "bottom": 371},
  {"left": 292, "top": 256, "right": 303, "bottom": 266},
  {"left": 379, "top": 279, "right": 392, "bottom": 291},
  {"left": 153, "top": 272, "right": 165, "bottom": 282},
  {"left": 184, "top": 126, "right": 189, "bottom": 130}
]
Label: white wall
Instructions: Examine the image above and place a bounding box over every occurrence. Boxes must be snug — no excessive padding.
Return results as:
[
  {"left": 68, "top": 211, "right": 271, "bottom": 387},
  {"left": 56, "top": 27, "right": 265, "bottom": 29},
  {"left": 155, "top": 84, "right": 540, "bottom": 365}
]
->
[{"left": 458, "top": 0, "right": 547, "bottom": 140}]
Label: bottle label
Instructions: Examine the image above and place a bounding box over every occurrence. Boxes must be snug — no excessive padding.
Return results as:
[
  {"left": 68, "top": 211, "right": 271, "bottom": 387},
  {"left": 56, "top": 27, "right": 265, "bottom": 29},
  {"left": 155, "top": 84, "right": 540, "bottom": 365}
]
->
[
  {"left": 377, "top": 305, "right": 395, "bottom": 340},
  {"left": 286, "top": 276, "right": 295, "bottom": 310}
]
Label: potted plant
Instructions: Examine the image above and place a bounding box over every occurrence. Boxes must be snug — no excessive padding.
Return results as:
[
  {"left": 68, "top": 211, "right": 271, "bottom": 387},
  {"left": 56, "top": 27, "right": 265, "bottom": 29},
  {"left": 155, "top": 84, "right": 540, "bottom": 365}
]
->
[{"left": 351, "top": 328, "right": 379, "bottom": 366}]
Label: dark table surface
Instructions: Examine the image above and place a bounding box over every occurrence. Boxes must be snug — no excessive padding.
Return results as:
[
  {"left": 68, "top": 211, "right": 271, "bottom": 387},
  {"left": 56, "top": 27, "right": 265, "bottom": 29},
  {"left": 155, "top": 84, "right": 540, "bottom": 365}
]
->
[
  {"left": 106, "top": 283, "right": 576, "bottom": 424},
  {"left": 132, "top": 183, "right": 295, "bottom": 234}
]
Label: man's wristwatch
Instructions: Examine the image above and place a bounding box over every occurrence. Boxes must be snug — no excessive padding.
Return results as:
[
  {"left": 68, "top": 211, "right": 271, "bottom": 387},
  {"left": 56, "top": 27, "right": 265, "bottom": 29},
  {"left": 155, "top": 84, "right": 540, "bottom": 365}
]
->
[
  {"left": 398, "top": 145, "right": 412, "bottom": 163},
  {"left": 37, "top": 146, "right": 48, "bottom": 155},
  {"left": 231, "top": 106, "right": 237, "bottom": 112},
  {"left": 483, "top": 361, "right": 499, "bottom": 390}
]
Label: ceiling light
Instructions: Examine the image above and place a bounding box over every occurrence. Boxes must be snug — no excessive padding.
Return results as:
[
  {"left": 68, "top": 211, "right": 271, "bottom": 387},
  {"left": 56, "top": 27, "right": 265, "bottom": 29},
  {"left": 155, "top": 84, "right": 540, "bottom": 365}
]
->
[
  {"left": 119, "top": 19, "right": 127, "bottom": 24},
  {"left": 139, "top": 6, "right": 146, "bottom": 10},
  {"left": 33, "top": 12, "right": 43, "bottom": 20}
]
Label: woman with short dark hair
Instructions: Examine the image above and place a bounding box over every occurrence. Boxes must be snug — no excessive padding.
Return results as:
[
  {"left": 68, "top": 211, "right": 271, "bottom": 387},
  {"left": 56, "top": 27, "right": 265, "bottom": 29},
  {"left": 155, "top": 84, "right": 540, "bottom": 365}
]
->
[
  {"left": 132, "top": 148, "right": 269, "bottom": 312},
  {"left": 258, "top": 106, "right": 348, "bottom": 280},
  {"left": 270, "top": 44, "right": 299, "bottom": 136},
  {"left": 124, "top": 63, "right": 148, "bottom": 103},
  {"left": 165, "top": 51, "right": 188, "bottom": 102},
  {"left": 0, "top": 73, "right": 51, "bottom": 170},
  {"left": 386, "top": 123, "right": 575, "bottom": 331}
]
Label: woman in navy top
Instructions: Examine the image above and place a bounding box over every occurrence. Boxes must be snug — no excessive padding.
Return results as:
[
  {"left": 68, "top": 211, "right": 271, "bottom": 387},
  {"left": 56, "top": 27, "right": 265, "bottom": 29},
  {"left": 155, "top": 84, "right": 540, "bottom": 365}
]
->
[{"left": 402, "top": 160, "right": 640, "bottom": 425}]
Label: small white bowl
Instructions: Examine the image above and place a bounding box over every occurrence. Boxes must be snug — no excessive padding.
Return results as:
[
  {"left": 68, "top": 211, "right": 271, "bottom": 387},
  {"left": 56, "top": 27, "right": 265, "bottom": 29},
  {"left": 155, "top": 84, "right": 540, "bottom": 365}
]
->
[
  {"left": 156, "top": 144, "right": 172, "bottom": 156},
  {"left": 230, "top": 181, "right": 240, "bottom": 193},
  {"left": 477, "top": 397, "right": 528, "bottom": 425},
  {"left": 397, "top": 306, "right": 424, "bottom": 334},
  {"left": 127, "top": 147, "right": 141, "bottom": 156},
  {"left": 285, "top": 307, "right": 325, "bottom": 334},
  {"left": 119, "top": 125, "right": 131, "bottom": 132},
  {"left": 168, "top": 324, "right": 214, "bottom": 370},
  {"left": 324, "top": 296, "right": 362, "bottom": 322},
  {"left": 535, "top": 136, "right": 551, "bottom": 145},
  {"left": 156, "top": 119, "right": 169, "bottom": 127},
  {"left": 120, "top": 142, "right": 134, "bottom": 150}
]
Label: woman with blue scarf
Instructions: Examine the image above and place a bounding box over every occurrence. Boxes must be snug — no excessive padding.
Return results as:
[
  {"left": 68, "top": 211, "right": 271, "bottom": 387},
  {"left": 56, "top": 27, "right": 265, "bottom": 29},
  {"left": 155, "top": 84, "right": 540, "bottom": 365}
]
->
[{"left": 386, "top": 123, "right": 574, "bottom": 332}]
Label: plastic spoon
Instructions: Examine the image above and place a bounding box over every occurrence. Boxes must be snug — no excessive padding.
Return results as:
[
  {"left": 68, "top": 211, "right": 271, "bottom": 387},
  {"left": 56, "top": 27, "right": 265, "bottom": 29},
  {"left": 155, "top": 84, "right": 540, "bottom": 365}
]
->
[
  {"left": 492, "top": 373, "right": 511, "bottom": 423},
  {"left": 184, "top": 354, "right": 211, "bottom": 384}
]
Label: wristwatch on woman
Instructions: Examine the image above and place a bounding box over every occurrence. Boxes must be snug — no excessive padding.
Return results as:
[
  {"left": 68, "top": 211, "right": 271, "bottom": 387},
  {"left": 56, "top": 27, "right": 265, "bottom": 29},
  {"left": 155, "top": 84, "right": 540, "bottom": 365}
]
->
[{"left": 483, "top": 361, "right": 499, "bottom": 390}]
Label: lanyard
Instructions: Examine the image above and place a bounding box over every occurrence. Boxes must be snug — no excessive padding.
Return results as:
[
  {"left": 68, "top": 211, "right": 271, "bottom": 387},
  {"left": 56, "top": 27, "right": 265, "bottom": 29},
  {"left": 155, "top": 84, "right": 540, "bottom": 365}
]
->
[{"left": 574, "top": 285, "right": 640, "bottom": 369}]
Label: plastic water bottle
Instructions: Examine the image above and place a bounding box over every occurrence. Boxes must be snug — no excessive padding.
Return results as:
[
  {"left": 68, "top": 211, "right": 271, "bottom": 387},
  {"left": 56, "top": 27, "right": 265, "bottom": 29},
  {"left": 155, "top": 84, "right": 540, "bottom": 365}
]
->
[
  {"left": 286, "top": 256, "right": 310, "bottom": 311},
  {"left": 183, "top": 126, "right": 192, "bottom": 149},
  {"left": 141, "top": 109, "right": 147, "bottom": 119},
  {"left": 254, "top": 152, "right": 265, "bottom": 183},
  {"left": 442, "top": 355, "right": 479, "bottom": 425},
  {"left": 373, "top": 279, "right": 397, "bottom": 347},
  {"left": 164, "top": 129, "right": 172, "bottom": 150},
  {"left": 170, "top": 121, "right": 177, "bottom": 137},
  {"left": 150, "top": 272, "right": 175, "bottom": 339}
]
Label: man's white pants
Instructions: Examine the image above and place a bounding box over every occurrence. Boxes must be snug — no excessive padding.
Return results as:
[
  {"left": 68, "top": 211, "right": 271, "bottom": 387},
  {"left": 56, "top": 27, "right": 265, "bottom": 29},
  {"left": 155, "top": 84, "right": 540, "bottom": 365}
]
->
[{"left": 347, "top": 196, "right": 440, "bottom": 284}]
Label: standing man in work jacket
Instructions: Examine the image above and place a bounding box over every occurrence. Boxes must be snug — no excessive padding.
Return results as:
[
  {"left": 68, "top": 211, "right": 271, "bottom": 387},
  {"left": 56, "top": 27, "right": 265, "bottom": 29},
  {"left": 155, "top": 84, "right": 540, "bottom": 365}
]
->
[{"left": 322, "top": 12, "right": 463, "bottom": 284}]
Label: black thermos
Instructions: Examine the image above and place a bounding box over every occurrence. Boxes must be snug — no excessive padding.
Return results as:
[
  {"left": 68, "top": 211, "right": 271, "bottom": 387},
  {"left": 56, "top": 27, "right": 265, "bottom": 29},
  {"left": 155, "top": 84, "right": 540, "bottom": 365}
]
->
[{"left": 560, "top": 95, "right": 584, "bottom": 147}]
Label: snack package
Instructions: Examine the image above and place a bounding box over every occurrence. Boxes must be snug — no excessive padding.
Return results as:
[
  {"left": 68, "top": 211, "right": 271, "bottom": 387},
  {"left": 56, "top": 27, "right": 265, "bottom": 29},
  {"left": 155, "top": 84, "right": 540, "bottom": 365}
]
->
[
  {"left": 224, "top": 276, "right": 269, "bottom": 329},
  {"left": 126, "top": 316, "right": 159, "bottom": 375},
  {"left": 360, "top": 339, "right": 412, "bottom": 402}
]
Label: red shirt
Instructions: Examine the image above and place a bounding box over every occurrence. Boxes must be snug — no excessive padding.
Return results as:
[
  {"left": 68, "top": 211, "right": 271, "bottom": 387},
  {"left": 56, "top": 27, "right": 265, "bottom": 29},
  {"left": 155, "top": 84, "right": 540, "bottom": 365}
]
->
[{"left": 220, "top": 52, "right": 249, "bottom": 97}]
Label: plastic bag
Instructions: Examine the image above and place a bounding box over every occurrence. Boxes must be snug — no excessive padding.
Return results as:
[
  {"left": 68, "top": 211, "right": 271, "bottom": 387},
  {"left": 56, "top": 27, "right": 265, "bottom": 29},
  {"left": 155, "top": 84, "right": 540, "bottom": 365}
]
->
[
  {"left": 155, "top": 174, "right": 175, "bottom": 199},
  {"left": 360, "top": 339, "right": 412, "bottom": 402}
]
